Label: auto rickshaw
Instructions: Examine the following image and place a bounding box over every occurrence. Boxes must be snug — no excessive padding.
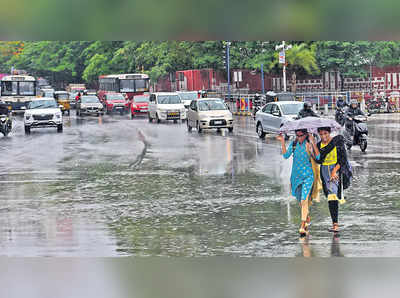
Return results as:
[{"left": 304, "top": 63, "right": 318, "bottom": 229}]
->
[{"left": 54, "top": 91, "right": 71, "bottom": 116}]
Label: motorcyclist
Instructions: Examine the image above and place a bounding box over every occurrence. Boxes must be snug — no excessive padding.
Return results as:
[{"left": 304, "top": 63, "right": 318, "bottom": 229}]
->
[
  {"left": 346, "top": 99, "right": 365, "bottom": 118},
  {"left": 0, "top": 101, "right": 12, "bottom": 131},
  {"left": 0, "top": 101, "right": 9, "bottom": 116},
  {"left": 297, "top": 102, "right": 319, "bottom": 118},
  {"left": 336, "top": 96, "right": 347, "bottom": 109},
  {"left": 335, "top": 96, "right": 347, "bottom": 125},
  {"left": 75, "top": 91, "right": 81, "bottom": 102}
]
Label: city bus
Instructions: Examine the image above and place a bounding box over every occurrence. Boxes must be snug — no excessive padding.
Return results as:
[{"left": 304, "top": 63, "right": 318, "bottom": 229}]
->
[
  {"left": 0, "top": 75, "right": 38, "bottom": 111},
  {"left": 98, "top": 73, "right": 150, "bottom": 101}
]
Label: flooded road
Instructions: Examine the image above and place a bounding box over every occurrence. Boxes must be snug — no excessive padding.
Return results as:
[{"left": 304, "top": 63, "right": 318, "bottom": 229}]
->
[{"left": 1, "top": 112, "right": 400, "bottom": 256}]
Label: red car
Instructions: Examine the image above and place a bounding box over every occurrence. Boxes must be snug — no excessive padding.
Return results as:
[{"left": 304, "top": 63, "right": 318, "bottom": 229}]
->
[
  {"left": 130, "top": 95, "right": 150, "bottom": 118},
  {"left": 102, "top": 93, "right": 128, "bottom": 115}
]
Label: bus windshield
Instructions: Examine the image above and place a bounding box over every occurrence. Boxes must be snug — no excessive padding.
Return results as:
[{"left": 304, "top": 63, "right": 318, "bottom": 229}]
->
[
  {"left": 135, "top": 79, "right": 148, "bottom": 90},
  {"left": 1, "top": 81, "right": 36, "bottom": 96},
  {"left": 120, "top": 80, "right": 135, "bottom": 92}
]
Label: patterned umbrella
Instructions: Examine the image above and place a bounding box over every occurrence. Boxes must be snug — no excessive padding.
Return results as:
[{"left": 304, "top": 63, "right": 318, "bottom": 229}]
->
[{"left": 279, "top": 116, "right": 342, "bottom": 133}]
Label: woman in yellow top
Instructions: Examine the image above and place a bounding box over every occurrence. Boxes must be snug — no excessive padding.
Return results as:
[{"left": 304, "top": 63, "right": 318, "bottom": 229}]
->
[{"left": 311, "top": 126, "right": 349, "bottom": 233}]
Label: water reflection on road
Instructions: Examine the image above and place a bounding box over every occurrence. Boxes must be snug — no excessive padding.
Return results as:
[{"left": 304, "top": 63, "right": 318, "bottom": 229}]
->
[{"left": 1, "top": 112, "right": 400, "bottom": 256}]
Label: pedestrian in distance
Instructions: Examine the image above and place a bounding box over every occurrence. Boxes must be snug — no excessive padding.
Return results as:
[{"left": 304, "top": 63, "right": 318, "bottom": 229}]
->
[
  {"left": 277, "top": 129, "right": 322, "bottom": 237},
  {"left": 310, "top": 127, "right": 352, "bottom": 233}
]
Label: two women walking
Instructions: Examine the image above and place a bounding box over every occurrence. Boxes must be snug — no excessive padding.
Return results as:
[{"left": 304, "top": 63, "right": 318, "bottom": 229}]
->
[{"left": 277, "top": 126, "right": 351, "bottom": 236}]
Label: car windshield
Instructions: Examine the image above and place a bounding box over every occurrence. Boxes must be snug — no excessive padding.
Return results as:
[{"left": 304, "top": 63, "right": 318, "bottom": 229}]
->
[
  {"left": 280, "top": 103, "right": 303, "bottom": 115},
  {"left": 198, "top": 100, "right": 227, "bottom": 111},
  {"left": 29, "top": 100, "right": 57, "bottom": 109},
  {"left": 157, "top": 95, "right": 181, "bottom": 104},
  {"left": 81, "top": 96, "right": 99, "bottom": 103},
  {"left": 179, "top": 92, "right": 198, "bottom": 101},
  {"left": 134, "top": 96, "right": 149, "bottom": 103},
  {"left": 106, "top": 94, "right": 125, "bottom": 100}
]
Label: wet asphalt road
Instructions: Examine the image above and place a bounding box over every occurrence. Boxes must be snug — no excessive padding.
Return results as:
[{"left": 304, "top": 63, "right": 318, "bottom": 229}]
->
[{"left": 1, "top": 111, "right": 400, "bottom": 256}]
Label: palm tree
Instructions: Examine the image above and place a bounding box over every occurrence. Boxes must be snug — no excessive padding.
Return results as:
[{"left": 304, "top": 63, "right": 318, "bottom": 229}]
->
[{"left": 271, "top": 43, "right": 320, "bottom": 92}]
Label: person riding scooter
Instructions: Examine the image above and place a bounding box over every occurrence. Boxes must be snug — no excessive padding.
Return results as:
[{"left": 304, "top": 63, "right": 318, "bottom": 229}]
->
[
  {"left": 335, "top": 96, "right": 347, "bottom": 125},
  {"left": 0, "top": 101, "right": 12, "bottom": 136},
  {"left": 345, "top": 99, "right": 368, "bottom": 151},
  {"left": 297, "top": 102, "right": 319, "bottom": 118}
]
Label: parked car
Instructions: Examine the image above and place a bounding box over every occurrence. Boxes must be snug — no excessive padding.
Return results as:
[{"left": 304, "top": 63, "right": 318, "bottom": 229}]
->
[
  {"left": 76, "top": 95, "right": 104, "bottom": 117},
  {"left": 130, "top": 94, "right": 149, "bottom": 118},
  {"left": 101, "top": 93, "right": 127, "bottom": 115},
  {"left": 187, "top": 98, "right": 233, "bottom": 133},
  {"left": 54, "top": 91, "right": 71, "bottom": 116},
  {"left": 255, "top": 101, "right": 303, "bottom": 138},
  {"left": 148, "top": 92, "right": 186, "bottom": 123},
  {"left": 177, "top": 91, "right": 198, "bottom": 110},
  {"left": 24, "top": 98, "right": 63, "bottom": 134}
]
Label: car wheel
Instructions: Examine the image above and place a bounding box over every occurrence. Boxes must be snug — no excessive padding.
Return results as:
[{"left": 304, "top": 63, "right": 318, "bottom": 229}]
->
[
  {"left": 187, "top": 120, "right": 192, "bottom": 132},
  {"left": 197, "top": 121, "right": 202, "bottom": 133},
  {"left": 57, "top": 124, "right": 63, "bottom": 133},
  {"left": 256, "top": 122, "right": 266, "bottom": 139},
  {"left": 228, "top": 127, "right": 233, "bottom": 133},
  {"left": 24, "top": 126, "right": 30, "bottom": 135},
  {"left": 148, "top": 112, "right": 152, "bottom": 122}
]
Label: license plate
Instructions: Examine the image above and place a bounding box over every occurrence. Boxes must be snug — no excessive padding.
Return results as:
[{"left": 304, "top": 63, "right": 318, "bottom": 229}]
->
[
  {"left": 168, "top": 112, "right": 178, "bottom": 116},
  {"left": 214, "top": 121, "right": 223, "bottom": 124},
  {"left": 116, "top": 107, "right": 123, "bottom": 109}
]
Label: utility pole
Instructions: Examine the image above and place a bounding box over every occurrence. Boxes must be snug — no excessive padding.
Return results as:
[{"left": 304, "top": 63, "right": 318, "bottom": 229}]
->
[
  {"left": 226, "top": 41, "right": 231, "bottom": 101},
  {"left": 275, "top": 41, "right": 292, "bottom": 92},
  {"left": 261, "top": 63, "right": 265, "bottom": 95}
]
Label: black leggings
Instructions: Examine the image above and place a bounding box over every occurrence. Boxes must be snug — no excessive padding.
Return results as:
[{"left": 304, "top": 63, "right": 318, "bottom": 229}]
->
[{"left": 328, "top": 200, "right": 339, "bottom": 223}]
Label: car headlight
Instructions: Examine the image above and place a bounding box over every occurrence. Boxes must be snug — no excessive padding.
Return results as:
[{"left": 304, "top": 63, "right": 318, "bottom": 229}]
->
[
  {"left": 55, "top": 113, "right": 61, "bottom": 119},
  {"left": 180, "top": 108, "right": 186, "bottom": 113}
]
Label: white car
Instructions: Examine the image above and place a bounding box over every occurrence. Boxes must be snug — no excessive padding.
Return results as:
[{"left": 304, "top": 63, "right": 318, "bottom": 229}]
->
[
  {"left": 187, "top": 98, "right": 233, "bottom": 133},
  {"left": 177, "top": 91, "right": 198, "bottom": 110},
  {"left": 148, "top": 92, "right": 186, "bottom": 123},
  {"left": 24, "top": 98, "right": 63, "bottom": 134},
  {"left": 255, "top": 101, "right": 303, "bottom": 138}
]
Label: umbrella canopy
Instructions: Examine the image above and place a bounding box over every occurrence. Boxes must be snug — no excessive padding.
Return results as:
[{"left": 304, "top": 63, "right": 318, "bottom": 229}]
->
[{"left": 279, "top": 116, "right": 342, "bottom": 133}]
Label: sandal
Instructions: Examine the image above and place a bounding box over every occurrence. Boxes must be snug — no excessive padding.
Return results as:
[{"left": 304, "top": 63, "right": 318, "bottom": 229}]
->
[
  {"left": 328, "top": 223, "right": 340, "bottom": 233},
  {"left": 299, "top": 221, "right": 307, "bottom": 237}
]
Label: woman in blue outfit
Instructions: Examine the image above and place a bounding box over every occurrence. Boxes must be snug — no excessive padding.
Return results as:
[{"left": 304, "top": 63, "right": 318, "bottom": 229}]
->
[{"left": 277, "top": 129, "right": 318, "bottom": 236}]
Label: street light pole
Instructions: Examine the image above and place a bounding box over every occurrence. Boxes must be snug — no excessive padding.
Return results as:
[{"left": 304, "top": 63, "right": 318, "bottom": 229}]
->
[
  {"left": 275, "top": 41, "right": 292, "bottom": 92},
  {"left": 261, "top": 63, "right": 265, "bottom": 95},
  {"left": 226, "top": 42, "right": 231, "bottom": 102}
]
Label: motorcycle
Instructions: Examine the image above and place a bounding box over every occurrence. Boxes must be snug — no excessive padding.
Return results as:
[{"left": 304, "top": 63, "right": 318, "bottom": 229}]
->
[
  {"left": 335, "top": 107, "right": 346, "bottom": 126},
  {"left": 344, "top": 115, "right": 368, "bottom": 152},
  {"left": 366, "top": 99, "right": 385, "bottom": 114},
  {"left": 0, "top": 114, "right": 12, "bottom": 137}
]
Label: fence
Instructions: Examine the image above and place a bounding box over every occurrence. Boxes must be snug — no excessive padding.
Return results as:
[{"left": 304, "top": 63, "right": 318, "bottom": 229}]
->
[{"left": 211, "top": 90, "right": 400, "bottom": 115}]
